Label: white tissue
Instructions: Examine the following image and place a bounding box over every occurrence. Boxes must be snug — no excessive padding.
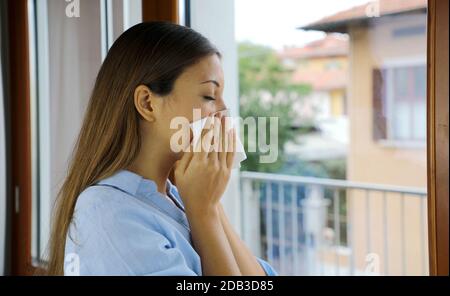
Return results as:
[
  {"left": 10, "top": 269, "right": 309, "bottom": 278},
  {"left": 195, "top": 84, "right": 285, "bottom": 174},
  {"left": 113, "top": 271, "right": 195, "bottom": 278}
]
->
[{"left": 190, "top": 116, "right": 246, "bottom": 168}]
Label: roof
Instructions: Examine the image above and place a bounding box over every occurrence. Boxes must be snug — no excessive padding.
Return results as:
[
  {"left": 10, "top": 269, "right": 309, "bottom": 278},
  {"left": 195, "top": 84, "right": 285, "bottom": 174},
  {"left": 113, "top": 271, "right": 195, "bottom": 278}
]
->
[
  {"left": 279, "top": 34, "right": 348, "bottom": 60},
  {"left": 278, "top": 35, "right": 349, "bottom": 90},
  {"left": 292, "top": 68, "right": 348, "bottom": 91},
  {"left": 300, "top": 0, "right": 427, "bottom": 33}
]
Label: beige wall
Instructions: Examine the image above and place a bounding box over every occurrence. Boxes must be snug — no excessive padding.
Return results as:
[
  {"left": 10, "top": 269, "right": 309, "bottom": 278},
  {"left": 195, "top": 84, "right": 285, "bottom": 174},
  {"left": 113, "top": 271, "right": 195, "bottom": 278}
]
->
[
  {"left": 348, "top": 14, "right": 427, "bottom": 187},
  {"left": 299, "top": 56, "right": 348, "bottom": 119},
  {"left": 346, "top": 13, "right": 428, "bottom": 275},
  {"left": 300, "top": 56, "right": 348, "bottom": 72},
  {"left": 330, "top": 88, "right": 346, "bottom": 117}
]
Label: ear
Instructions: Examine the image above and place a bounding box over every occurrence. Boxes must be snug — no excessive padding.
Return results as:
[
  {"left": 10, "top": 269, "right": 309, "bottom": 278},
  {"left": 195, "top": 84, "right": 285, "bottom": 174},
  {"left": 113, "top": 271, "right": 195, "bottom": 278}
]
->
[{"left": 134, "top": 84, "right": 156, "bottom": 122}]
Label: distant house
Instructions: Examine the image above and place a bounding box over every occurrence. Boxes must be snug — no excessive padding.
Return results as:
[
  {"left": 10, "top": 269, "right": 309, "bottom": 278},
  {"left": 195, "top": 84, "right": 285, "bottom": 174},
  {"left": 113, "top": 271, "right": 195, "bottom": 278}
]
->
[
  {"left": 301, "top": 0, "right": 428, "bottom": 275},
  {"left": 278, "top": 34, "right": 349, "bottom": 162},
  {"left": 279, "top": 34, "right": 349, "bottom": 126}
]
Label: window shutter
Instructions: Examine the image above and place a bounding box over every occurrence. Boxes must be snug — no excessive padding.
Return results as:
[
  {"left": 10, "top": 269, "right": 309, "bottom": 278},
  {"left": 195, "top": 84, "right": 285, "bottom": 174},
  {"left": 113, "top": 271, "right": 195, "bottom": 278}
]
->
[{"left": 372, "top": 68, "right": 387, "bottom": 140}]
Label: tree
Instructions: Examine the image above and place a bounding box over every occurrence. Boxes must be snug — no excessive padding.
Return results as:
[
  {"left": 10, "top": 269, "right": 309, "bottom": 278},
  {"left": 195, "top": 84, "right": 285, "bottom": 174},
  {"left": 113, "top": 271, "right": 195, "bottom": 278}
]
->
[{"left": 238, "top": 42, "right": 310, "bottom": 173}]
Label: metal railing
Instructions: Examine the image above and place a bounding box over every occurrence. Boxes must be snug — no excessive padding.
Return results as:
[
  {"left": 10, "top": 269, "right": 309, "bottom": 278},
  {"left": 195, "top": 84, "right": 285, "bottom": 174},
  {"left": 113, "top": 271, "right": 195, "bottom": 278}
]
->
[{"left": 240, "top": 171, "right": 428, "bottom": 276}]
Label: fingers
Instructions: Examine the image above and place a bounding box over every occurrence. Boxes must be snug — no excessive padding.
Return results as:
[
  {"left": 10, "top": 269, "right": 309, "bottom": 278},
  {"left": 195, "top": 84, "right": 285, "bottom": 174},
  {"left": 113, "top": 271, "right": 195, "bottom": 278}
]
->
[
  {"left": 226, "top": 128, "right": 236, "bottom": 169},
  {"left": 197, "top": 116, "right": 215, "bottom": 160},
  {"left": 194, "top": 116, "right": 212, "bottom": 153},
  {"left": 177, "top": 141, "right": 195, "bottom": 173},
  {"left": 193, "top": 114, "right": 234, "bottom": 166},
  {"left": 219, "top": 116, "right": 227, "bottom": 166},
  {"left": 208, "top": 116, "right": 221, "bottom": 162}
]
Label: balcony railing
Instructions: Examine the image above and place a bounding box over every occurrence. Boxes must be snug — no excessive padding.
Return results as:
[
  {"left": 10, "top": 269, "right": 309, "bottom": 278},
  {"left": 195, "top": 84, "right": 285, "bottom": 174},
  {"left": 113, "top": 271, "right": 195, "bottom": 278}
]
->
[{"left": 240, "top": 171, "right": 428, "bottom": 276}]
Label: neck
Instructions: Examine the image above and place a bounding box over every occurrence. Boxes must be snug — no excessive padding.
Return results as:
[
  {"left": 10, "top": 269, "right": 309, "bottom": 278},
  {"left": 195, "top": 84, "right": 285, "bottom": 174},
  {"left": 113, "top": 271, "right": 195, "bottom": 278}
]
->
[{"left": 126, "top": 140, "right": 176, "bottom": 195}]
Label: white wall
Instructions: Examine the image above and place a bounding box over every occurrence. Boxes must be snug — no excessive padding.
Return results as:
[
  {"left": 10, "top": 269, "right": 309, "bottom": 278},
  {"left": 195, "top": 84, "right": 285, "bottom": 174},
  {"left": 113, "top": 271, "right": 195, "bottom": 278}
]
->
[{"left": 190, "top": 0, "right": 242, "bottom": 234}]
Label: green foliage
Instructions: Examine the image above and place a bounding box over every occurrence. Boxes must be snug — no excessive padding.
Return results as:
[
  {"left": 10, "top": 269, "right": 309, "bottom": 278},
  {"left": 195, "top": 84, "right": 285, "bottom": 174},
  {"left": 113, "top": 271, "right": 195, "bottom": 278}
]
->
[
  {"left": 280, "top": 157, "right": 346, "bottom": 180},
  {"left": 238, "top": 42, "right": 311, "bottom": 173}
]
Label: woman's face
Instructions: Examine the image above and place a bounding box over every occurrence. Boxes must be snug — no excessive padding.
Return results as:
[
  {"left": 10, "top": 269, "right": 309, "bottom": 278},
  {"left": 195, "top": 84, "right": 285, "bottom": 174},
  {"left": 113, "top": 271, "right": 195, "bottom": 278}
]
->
[
  {"left": 147, "top": 54, "right": 227, "bottom": 156},
  {"left": 162, "top": 53, "right": 226, "bottom": 122}
]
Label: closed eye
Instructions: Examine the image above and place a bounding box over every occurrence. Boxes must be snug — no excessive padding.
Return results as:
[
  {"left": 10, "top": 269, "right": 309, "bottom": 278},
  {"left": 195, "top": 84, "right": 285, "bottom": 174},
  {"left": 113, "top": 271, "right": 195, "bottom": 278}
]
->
[{"left": 203, "top": 96, "right": 215, "bottom": 101}]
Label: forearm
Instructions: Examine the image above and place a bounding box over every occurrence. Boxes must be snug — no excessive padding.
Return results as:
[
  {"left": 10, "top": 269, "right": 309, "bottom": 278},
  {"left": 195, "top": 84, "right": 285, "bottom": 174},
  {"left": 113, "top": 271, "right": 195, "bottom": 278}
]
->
[
  {"left": 218, "top": 204, "right": 266, "bottom": 276},
  {"left": 186, "top": 207, "right": 242, "bottom": 276}
]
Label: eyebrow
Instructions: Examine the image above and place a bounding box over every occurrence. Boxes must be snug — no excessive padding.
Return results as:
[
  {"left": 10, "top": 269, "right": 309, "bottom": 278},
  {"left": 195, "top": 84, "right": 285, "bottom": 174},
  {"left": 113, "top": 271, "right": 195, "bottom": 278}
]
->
[{"left": 200, "top": 80, "right": 220, "bottom": 88}]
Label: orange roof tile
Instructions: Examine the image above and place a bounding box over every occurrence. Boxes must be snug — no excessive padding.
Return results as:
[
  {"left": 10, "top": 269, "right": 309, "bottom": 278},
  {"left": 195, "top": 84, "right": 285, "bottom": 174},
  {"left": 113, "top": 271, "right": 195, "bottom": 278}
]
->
[
  {"left": 292, "top": 68, "right": 348, "bottom": 91},
  {"left": 300, "top": 0, "right": 427, "bottom": 32},
  {"left": 279, "top": 34, "right": 348, "bottom": 59}
]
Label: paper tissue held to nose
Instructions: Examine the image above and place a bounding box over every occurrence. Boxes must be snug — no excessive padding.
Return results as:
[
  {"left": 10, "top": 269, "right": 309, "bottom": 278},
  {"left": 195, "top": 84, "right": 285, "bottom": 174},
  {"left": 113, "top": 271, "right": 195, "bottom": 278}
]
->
[{"left": 190, "top": 116, "right": 247, "bottom": 168}]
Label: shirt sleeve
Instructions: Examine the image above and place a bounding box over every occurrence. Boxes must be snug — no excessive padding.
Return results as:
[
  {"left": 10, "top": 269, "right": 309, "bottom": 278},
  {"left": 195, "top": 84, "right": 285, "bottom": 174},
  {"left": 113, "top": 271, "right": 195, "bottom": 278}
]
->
[
  {"left": 256, "top": 257, "right": 279, "bottom": 276},
  {"left": 66, "top": 197, "right": 198, "bottom": 276}
]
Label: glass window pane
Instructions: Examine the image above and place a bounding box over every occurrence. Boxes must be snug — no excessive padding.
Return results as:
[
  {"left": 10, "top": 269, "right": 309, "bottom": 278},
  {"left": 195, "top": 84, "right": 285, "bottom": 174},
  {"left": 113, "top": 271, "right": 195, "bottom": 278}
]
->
[
  {"left": 29, "top": 0, "right": 142, "bottom": 263},
  {"left": 394, "top": 101, "right": 411, "bottom": 140},
  {"left": 30, "top": 0, "right": 103, "bottom": 262},
  {"left": 236, "top": 0, "right": 428, "bottom": 275},
  {"left": 413, "top": 100, "right": 427, "bottom": 140},
  {"left": 394, "top": 67, "right": 411, "bottom": 99},
  {"left": 414, "top": 65, "right": 427, "bottom": 98}
]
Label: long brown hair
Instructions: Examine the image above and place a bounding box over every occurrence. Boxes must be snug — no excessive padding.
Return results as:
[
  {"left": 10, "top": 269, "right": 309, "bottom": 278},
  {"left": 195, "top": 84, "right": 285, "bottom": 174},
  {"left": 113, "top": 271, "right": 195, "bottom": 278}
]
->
[{"left": 45, "top": 21, "right": 220, "bottom": 275}]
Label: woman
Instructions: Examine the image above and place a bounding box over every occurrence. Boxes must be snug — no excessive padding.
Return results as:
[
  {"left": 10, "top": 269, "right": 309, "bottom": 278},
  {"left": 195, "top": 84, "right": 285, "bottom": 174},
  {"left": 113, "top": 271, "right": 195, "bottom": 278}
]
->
[{"left": 46, "top": 21, "right": 277, "bottom": 276}]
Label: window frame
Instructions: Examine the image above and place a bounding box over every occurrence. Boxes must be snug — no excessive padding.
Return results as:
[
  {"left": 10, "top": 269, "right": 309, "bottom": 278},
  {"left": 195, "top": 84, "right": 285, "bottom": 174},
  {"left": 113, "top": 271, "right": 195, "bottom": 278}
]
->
[
  {"left": 378, "top": 56, "right": 427, "bottom": 148},
  {"left": 427, "top": 0, "right": 449, "bottom": 276},
  {"left": 4, "top": 0, "right": 448, "bottom": 276}
]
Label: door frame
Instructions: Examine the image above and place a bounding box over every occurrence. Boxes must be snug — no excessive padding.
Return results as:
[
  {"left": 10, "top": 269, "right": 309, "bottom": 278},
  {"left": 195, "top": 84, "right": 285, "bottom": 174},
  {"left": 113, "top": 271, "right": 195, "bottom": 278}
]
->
[
  {"left": 426, "top": 0, "right": 449, "bottom": 276},
  {"left": 142, "top": 0, "right": 179, "bottom": 23},
  {"left": 5, "top": 0, "right": 448, "bottom": 276},
  {"left": 5, "top": 0, "right": 181, "bottom": 275},
  {"left": 6, "top": 0, "right": 33, "bottom": 275}
]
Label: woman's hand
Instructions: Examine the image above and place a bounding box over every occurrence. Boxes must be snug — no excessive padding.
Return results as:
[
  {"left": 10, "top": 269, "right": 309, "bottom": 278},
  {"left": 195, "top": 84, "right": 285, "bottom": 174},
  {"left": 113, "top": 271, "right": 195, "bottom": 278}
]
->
[
  {"left": 173, "top": 115, "right": 240, "bottom": 275},
  {"left": 174, "top": 115, "right": 236, "bottom": 216}
]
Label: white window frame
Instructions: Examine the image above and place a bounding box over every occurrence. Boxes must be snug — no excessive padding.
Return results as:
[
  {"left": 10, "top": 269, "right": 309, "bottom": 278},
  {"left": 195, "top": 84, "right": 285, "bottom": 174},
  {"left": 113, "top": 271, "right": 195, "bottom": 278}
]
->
[
  {"left": 190, "top": 0, "right": 242, "bottom": 236},
  {"left": 379, "top": 56, "right": 427, "bottom": 149},
  {"left": 28, "top": 0, "right": 142, "bottom": 264}
]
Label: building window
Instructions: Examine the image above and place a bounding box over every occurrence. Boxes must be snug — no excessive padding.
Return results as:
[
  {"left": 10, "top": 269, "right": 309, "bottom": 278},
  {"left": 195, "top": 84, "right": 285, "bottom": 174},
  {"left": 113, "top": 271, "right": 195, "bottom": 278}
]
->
[
  {"left": 372, "top": 64, "right": 426, "bottom": 145},
  {"left": 388, "top": 65, "right": 426, "bottom": 142}
]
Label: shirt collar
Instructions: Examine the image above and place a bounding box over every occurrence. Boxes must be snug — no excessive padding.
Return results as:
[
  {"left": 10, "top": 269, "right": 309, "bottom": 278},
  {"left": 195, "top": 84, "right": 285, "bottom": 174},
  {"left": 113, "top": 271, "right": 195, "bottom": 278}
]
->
[
  {"left": 96, "top": 169, "right": 145, "bottom": 197},
  {"left": 95, "top": 169, "right": 189, "bottom": 230},
  {"left": 96, "top": 169, "right": 180, "bottom": 200}
]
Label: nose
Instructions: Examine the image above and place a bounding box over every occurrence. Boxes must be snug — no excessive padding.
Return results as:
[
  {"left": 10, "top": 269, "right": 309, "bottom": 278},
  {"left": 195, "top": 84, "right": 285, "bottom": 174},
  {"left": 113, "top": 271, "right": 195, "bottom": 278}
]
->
[
  {"left": 216, "top": 100, "right": 227, "bottom": 113},
  {"left": 212, "top": 108, "right": 229, "bottom": 118}
]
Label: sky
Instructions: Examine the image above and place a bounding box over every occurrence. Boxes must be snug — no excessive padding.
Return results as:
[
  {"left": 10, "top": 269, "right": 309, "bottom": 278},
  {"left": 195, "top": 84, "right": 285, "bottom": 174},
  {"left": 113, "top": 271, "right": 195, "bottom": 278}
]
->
[{"left": 235, "top": 0, "right": 370, "bottom": 50}]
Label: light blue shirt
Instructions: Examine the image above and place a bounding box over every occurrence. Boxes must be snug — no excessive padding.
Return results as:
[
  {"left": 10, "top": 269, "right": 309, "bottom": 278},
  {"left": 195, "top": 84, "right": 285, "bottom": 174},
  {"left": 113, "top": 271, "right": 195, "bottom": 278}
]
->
[{"left": 64, "top": 169, "right": 278, "bottom": 276}]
